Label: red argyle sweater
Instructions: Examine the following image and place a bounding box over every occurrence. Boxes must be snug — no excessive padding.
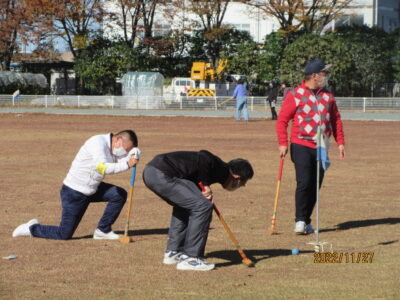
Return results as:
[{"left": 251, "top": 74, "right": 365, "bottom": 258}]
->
[{"left": 276, "top": 81, "right": 345, "bottom": 149}]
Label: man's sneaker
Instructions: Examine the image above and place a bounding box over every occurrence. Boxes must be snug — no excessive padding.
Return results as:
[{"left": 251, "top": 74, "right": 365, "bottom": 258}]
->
[
  {"left": 93, "top": 229, "right": 120, "bottom": 240},
  {"left": 163, "top": 251, "right": 183, "bottom": 265},
  {"left": 294, "top": 221, "right": 306, "bottom": 234},
  {"left": 12, "top": 219, "right": 39, "bottom": 237},
  {"left": 176, "top": 256, "right": 215, "bottom": 271},
  {"left": 305, "top": 224, "right": 315, "bottom": 234}
]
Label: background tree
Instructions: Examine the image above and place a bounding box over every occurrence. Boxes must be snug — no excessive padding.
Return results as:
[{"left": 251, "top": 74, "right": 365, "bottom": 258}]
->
[
  {"left": 245, "top": 0, "right": 353, "bottom": 44},
  {"left": 30, "top": 0, "right": 106, "bottom": 59},
  {"left": 334, "top": 25, "right": 392, "bottom": 96},
  {"left": 74, "top": 38, "right": 140, "bottom": 95},
  {"left": 0, "top": 0, "right": 44, "bottom": 70},
  {"left": 182, "top": 0, "right": 232, "bottom": 66},
  {"left": 280, "top": 25, "right": 392, "bottom": 96},
  {"left": 107, "top": 0, "right": 142, "bottom": 47},
  {"left": 256, "top": 32, "right": 287, "bottom": 83},
  {"left": 219, "top": 30, "right": 258, "bottom": 76},
  {"left": 392, "top": 29, "right": 400, "bottom": 84},
  {"left": 281, "top": 33, "right": 352, "bottom": 93}
]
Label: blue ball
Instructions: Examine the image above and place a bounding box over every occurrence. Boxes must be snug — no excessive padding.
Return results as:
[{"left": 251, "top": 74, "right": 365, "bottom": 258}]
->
[{"left": 292, "top": 248, "right": 299, "bottom": 255}]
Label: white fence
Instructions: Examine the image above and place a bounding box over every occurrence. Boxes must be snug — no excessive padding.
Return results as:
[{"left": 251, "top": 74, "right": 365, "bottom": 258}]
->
[{"left": 1, "top": 95, "right": 400, "bottom": 111}]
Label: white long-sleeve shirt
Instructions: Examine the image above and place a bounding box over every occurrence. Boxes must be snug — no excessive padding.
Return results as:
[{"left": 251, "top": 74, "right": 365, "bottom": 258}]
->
[{"left": 63, "top": 133, "right": 130, "bottom": 196}]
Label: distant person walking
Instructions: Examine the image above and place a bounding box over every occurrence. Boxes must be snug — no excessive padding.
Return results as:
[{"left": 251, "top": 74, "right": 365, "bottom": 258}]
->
[
  {"left": 233, "top": 79, "right": 249, "bottom": 122},
  {"left": 266, "top": 81, "right": 279, "bottom": 120}
]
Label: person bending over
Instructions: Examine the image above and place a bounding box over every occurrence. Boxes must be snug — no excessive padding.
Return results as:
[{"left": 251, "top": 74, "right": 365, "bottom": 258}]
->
[{"left": 143, "top": 150, "right": 253, "bottom": 271}]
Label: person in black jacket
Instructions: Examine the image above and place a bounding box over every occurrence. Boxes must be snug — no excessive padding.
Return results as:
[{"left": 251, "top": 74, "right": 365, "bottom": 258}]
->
[
  {"left": 142, "top": 150, "right": 254, "bottom": 271},
  {"left": 266, "top": 81, "right": 279, "bottom": 120}
]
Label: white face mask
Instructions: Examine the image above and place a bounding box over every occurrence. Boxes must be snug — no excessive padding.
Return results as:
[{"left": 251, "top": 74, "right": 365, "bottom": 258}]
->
[
  {"left": 317, "top": 74, "right": 329, "bottom": 88},
  {"left": 113, "top": 147, "right": 127, "bottom": 157},
  {"left": 112, "top": 140, "right": 127, "bottom": 157}
]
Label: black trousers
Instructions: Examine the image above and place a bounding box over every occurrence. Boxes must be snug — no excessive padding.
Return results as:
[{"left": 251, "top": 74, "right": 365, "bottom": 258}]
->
[
  {"left": 142, "top": 165, "right": 213, "bottom": 257},
  {"left": 268, "top": 100, "right": 278, "bottom": 120},
  {"left": 290, "top": 143, "right": 325, "bottom": 225}
]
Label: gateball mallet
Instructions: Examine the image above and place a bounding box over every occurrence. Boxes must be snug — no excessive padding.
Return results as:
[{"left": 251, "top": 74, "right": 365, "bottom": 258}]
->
[
  {"left": 269, "top": 157, "right": 284, "bottom": 235},
  {"left": 199, "top": 182, "right": 255, "bottom": 267},
  {"left": 120, "top": 166, "right": 136, "bottom": 244}
]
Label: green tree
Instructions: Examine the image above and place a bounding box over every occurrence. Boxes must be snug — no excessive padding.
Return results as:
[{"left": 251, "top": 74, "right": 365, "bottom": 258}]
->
[
  {"left": 221, "top": 39, "right": 258, "bottom": 78},
  {"left": 280, "top": 26, "right": 392, "bottom": 96},
  {"left": 74, "top": 38, "right": 140, "bottom": 95},
  {"left": 189, "top": 28, "right": 253, "bottom": 63},
  {"left": 280, "top": 33, "right": 351, "bottom": 93},
  {"left": 256, "top": 32, "right": 287, "bottom": 83},
  {"left": 392, "top": 29, "right": 400, "bottom": 83},
  {"left": 334, "top": 25, "right": 392, "bottom": 96}
]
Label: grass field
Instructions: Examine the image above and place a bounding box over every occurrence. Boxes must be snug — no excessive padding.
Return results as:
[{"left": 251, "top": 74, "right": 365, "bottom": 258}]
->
[{"left": 0, "top": 113, "right": 399, "bottom": 300}]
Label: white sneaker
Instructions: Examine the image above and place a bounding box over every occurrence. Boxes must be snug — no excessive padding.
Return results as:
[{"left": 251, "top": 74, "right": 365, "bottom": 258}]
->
[
  {"left": 294, "top": 221, "right": 306, "bottom": 234},
  {"left": 176, "top": 256, "right": 215, "bottom": 271},
  {"left": 163, "top": 251, "right": 183, "bottom": 265},
  {"left": 12, "top": 219, "right": 39, "bottom": 237},
  {"left": 305, "top": 224, "right": 315, "bottom": 234},
  {"left": 93, "top": 229, "right": 120, "bottom": 240}
]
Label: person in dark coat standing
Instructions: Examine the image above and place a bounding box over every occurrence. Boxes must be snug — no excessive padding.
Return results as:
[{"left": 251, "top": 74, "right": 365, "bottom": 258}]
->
[{"left": 266, "top": 81, "right": 279, "bottom": 120}]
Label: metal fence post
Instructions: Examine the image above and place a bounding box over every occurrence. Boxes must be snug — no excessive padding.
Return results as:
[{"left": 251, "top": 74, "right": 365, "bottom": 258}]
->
[
  {"left": 111, "top": 96, "right": 114, "bottom": 109},
  {"left": 78, "top": 95, "right": 80, "bottom": 107},
  {"left": 45, "top": 95, "right": 48, "bottom": 108},
  {"left": 251, "top": 96, "right": 254, "bottom": 111},
  {"left": 363, "top": 97, "right": 366, "bottom": 112},
  {"left": 214, "top": 96, "right": 217, "bottom": 110}
]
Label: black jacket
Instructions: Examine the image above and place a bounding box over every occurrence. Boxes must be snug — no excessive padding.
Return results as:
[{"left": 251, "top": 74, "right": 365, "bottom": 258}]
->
[{"left": 147, "top": 150, "right": 229, "bottom": 186}]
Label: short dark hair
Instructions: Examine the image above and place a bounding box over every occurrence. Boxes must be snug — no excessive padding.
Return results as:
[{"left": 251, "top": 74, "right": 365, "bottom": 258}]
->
[
  {"left": 304, "top": 74, "right": 313, "bottom": 81},
  {"left": 228, "top": 159, "right": 254, "bottom": 180},
  {"left": 115, "top": 130, "right": 138, "bottom": 147}
]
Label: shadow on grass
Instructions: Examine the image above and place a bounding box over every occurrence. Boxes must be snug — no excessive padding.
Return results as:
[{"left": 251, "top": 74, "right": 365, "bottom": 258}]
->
[
  {"left": 320, "top": 217, "right": 400, "bottom": 233},
  {"left": 72, "top": 228, "right": 169, "bottom": 240},
  {"left": 206, "top": 248, "right": 314, "bottom": 268},
  {"left": 377, "top": 240, "right": 398, "bottom": 246}
]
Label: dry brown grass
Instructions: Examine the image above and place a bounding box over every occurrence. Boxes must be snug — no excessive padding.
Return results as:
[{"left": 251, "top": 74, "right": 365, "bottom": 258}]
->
[{"left": 0, "top": 113, "right": 399, "bottom": 300}]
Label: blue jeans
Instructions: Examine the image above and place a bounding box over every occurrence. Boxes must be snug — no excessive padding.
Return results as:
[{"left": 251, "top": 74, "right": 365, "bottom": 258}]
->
[
  {"left": 30, "top": 183, "right": 127, "bottom": 240},
  {"left": 236, "top": 96, "right": 249, "bottom": 121}
]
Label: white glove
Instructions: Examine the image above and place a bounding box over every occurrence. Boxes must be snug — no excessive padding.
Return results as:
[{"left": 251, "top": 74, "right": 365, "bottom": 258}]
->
[{"left": 128, "top": 147, "right": 142, "bottom": 160}]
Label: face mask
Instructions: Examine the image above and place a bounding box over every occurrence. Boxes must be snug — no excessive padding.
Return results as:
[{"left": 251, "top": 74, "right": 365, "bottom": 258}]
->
[
  {"left": 112, "top": 140, "right": 127, "bottom": 157},
  {"left": 317, "top": 74, "right": 329, "bottom": 88}
]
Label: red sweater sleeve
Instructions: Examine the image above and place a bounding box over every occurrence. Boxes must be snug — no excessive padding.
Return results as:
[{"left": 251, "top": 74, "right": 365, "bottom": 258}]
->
[
  {"left": 330, "top": 100, "right": 345, "bottom": 145},
  {"left": 276, "top": 93, "right": 297, "bottom": 146}
]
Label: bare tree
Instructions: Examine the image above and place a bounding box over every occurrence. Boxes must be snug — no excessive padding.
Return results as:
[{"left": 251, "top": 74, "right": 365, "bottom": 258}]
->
[
  {"left": 177, "top": 0, "right": 232, "bottom": 65},
  {"left": 0, "top": 0, "right": 39, "bottom": 70},
  {"left": 109, "top": 0, "right": 142, "bottom": 46},
  {"left": 246, "top": 0, "right": 353, "bottom": 39},
  {"left": 29, "top": 0, "right": 106, "bottom": 59}
]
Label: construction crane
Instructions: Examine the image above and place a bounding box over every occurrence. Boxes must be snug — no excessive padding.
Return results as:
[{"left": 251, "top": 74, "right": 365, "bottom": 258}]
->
[{"left": 187, "top": 59, "right": 228, "bottom": 96}]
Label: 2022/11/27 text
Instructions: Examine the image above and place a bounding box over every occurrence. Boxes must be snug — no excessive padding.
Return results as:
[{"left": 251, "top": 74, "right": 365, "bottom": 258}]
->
[{"left": 314, "top": 252, "right": 374, "bottom": 263}]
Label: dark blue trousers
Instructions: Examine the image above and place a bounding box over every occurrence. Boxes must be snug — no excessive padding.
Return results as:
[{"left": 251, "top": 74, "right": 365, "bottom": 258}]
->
[
  {"left": 290, "top": 143, "right": 325, "bottom": 225},
  {"left": 30, "top": 183, "right": 127, "bottom": 240}
]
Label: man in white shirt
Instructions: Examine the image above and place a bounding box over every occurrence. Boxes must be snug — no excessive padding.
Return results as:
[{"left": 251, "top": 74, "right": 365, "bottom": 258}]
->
[{"left": 12, "top": 130, "right": 141, "bottom": 240}]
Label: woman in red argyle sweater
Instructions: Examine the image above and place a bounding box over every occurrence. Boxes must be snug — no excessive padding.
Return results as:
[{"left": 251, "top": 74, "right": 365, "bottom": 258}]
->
[{"left": 276, "top": 59, "right": 345, "bottom": 235}]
